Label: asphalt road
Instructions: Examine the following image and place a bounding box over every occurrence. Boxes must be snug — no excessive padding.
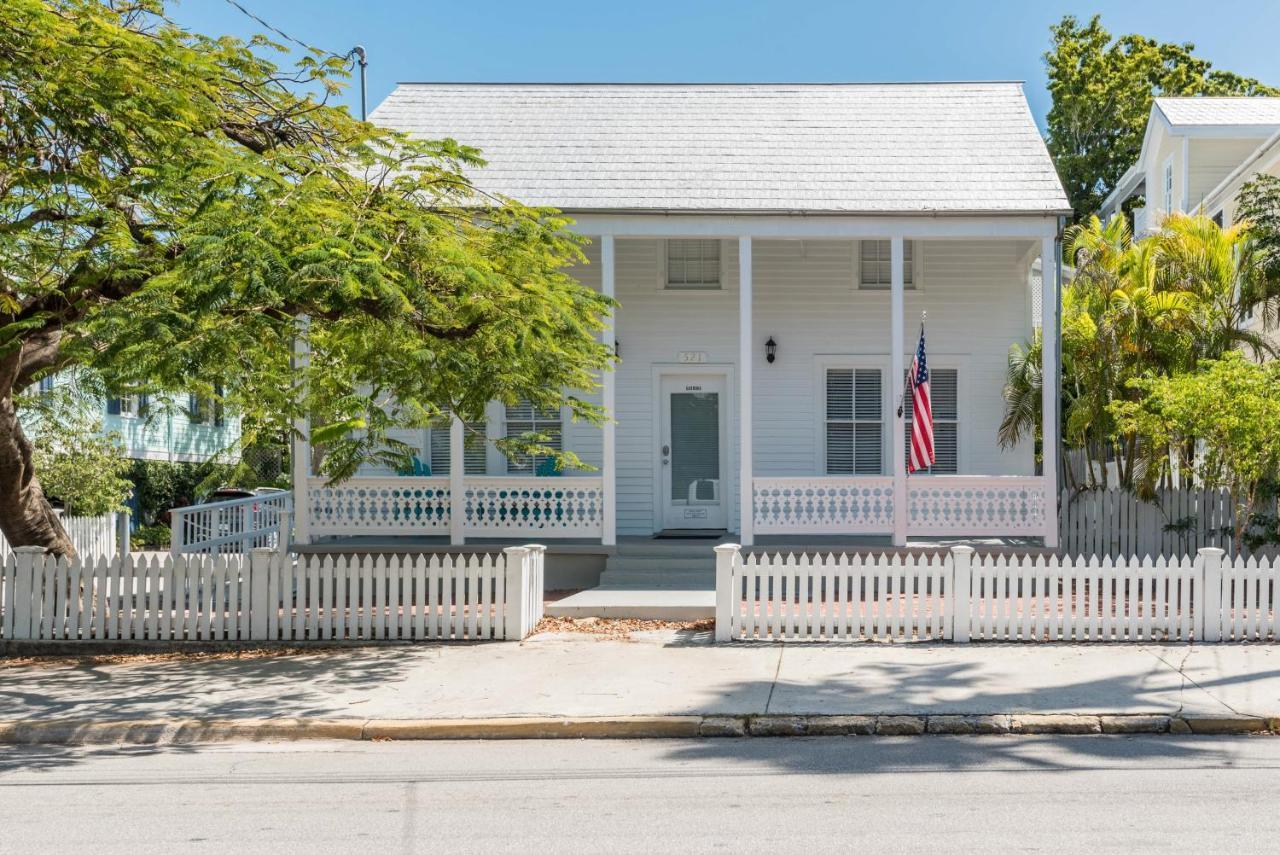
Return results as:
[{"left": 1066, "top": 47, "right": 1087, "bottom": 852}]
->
[{"left": 3, "top": 736, "right": 1278, "bottom": 853}]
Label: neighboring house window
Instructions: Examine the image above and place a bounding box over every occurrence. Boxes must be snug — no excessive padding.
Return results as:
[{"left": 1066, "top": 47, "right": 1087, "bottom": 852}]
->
[
  {"left": 665, "top": 239, "right": 721, "bottom": 290},
  {"left": 188, "top": 387, "right": 225, "bottom": 427},
  {"left": 858, "top": 240, "right": 915, "bottom": 289},
  {"left": 904, "top": 368, "right": 959, "bottom": 474},
  {"left": 107, "top": 394, "right": 145, "bottom": 418},
  {"left": 428, "top": 418, "right": 488, "bottom": 475},
  {"left": 37, "top": 376, "right": 54, "bottom": 394},
  {"left": 825, "top": 368, "right": 883, "bottom": 475},
  {"left": 504, "top": 401, "right": 562, "bottom": 473},
  {"left": 1163, "top": 160, "right": 1174, "bottom": 213}
]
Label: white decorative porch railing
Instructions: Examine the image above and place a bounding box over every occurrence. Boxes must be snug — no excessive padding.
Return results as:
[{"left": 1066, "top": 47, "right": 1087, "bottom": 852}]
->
[
  {"left": 752, "top": 475, "right": 1049, "bottom": 538},
  {"left": 753, "top": 477, "right": 894, "bottom": 535},
  {"left": 171, "top": 493, "right": 291, "bottom": 555},
  {"left": 907, "top": 476, "right": 1048, "bottom": 537},
  {"left": 306, "top": 475, "right": 604, "bottom": 539},
  {"left": 307, "top": 477, "right": 450, "bottom": 536},
  {"left": 463, "top": 477, "right": 604, "bottom": 538}
]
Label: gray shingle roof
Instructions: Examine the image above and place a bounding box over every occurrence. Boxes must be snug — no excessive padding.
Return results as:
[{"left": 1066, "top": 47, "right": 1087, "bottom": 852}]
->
[
  {"left": 370, "top": 83, "right": 1070, "bottom": 215},
  {"left": 1155, "top": 97, "right": 1280, "bottom": 128}
]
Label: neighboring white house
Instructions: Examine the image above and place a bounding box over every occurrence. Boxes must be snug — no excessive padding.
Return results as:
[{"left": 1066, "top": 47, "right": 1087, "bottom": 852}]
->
[
  {"left": 1099, "top": 97, "right": 1280, "bottom": 235},
  {"left": 296, "top": 82, "right": 1070, "bottom": 550},
  {"left": 1099, "top": 96, "right": 1280, "bottom": 345}
]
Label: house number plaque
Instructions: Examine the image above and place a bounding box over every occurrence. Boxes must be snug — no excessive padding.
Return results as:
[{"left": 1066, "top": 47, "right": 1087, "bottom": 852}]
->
[{"left": 677, "top": 351, "right": 708, "bottom": 363}]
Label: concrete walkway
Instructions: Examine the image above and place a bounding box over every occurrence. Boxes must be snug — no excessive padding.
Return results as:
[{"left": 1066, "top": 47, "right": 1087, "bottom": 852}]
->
[{"left": 4, "top": 633, "right": 1280, "bottom": 724}]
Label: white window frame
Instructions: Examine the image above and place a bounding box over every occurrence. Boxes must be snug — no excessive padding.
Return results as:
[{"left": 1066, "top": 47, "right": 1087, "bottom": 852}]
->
[
  {"left": 110, "top": 394, "right": 142, "bottom": 419},
  {"left": 659, "top": 239, "right": 725, "bottom": 291},
  {"left": 427, "top": 417, "right": 488, "bottom": 476},
  {"left": 500, "top": 400, "right": 568, "bottom": 475},
  {"left": 814, "top": 356, "right": 890, "bottom": 476},
  {"left": 855, "top": 239, "right": 921, "bottom": 291},
  {"left": 901, "top": 359, "right": 967, "bottom": 475}
]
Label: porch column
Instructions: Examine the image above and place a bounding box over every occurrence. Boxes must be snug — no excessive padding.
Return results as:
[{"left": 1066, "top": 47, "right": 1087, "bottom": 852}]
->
[
  {"left": 290, "top": 317, "right": 311, "bottom": 546},
  {"left": 890, "top": 238, "right": 907, "bottom": 547},
  {"left": 601, "top": 234, "right": 617, "bottom": 546},
  {"left": 738, "top": 236, "right": 754, "bottom": 546},
  {"left": 1041, "top": 235, "right": 1060, "bottom": 548},
  {"left": 449, "top": 414, "right": 465, "bottom": 545}
]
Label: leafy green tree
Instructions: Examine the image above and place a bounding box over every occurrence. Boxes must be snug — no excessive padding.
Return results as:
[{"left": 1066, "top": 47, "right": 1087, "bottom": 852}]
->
[
  {"left": 1236, "top": 174, "right": 1280, "bottom": 328},
  {"left": 1045, "top": 15, "right": 1278, "bottom": 221},
  {"left": 1112, "top": 354, "right": 1280, "bottom": 549},
  {"left": 25, "top": 401, "right": 131, "bottom": 516},
  {"left": 0, "top": 1, "right": 612, "bottom": 556},
  {"left": 1000, "top": 214, "right": 1274, "bottom": 492}
]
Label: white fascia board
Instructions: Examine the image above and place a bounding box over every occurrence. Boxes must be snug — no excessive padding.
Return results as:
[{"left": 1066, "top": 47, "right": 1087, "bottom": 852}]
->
[
  {"left": 567, "top": 213, "right": 1060, "bottom": 239},
  {"left": 1100, "top": 108, "right": 1167, "bottom": 214}
]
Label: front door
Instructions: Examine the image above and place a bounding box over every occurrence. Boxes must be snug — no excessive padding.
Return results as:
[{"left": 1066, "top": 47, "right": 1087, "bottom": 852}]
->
[{"left": 659, "top": 373, "right": 728, "bottom": 530}]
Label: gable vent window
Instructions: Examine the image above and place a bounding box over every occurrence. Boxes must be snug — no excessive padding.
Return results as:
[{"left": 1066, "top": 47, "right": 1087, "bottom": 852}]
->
[
  {"left": 665, "top": 239, "right": 721, "bottom": 290},
  {"left": 428, "top": 418, "right": 488, "bottom": 475},
  {"left": 904, "top": 368, "right": 959, "bottom": 474},
  {"left": 859, "top": 240, "right": 915, "bottom": 290},
  {"left": 825, "top": 368, "right": 883, "bottom": 475},
  {"left": 504, "top": 401, "right": 563, "bottom": 474}
]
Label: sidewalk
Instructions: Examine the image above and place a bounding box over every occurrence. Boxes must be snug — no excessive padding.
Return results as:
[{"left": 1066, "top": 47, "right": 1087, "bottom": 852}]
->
[{"left": 3, "top": 631, "right": 1280, "bottom": 741}]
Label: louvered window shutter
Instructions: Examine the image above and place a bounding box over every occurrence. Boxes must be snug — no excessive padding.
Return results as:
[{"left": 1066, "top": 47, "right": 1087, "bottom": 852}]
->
[
  {"left": 505, "top": 401, "right": 561, "bottom": 473},
  {"left": 430, "top": 419, "right": 489, "bottom": 475},
  {"left": 904, "top": 368, "right": 958, "bottom": 473},
  {"left": 825, "top": 368, "right": 883, "bottom": 475}
]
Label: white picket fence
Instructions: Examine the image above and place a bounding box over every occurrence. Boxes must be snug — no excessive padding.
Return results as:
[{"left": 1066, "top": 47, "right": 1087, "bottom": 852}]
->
[
  {"left": 0, "top": 545, "right": 545, "bottom": 643},
  {"left": 0, "top": 513, "right": 120, "bottom": 562},
  {"left": 715, "top": 545, "right": 1274, "bottom": 643},
  {"left": 1059, "top": 487, "right": 1279, "bottom": 559}
]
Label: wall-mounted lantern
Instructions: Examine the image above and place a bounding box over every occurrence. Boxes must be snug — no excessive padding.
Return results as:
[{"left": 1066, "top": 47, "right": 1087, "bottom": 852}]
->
[{"left": 765, "top": 336, "right": 777, "bottom": 364}]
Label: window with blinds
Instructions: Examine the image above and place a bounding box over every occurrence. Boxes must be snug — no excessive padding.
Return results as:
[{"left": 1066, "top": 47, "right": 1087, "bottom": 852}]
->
[
  {"left": 666, "top": 239, "right": 721, "bottom": 289},
  {"left": 428, "top": 419, "right": 488, "bottom": 475},
  {"left": 825, "top": 368, "right": 883, "bottom": 475},
  {"left": 858, "top": 240, "right": 915, "bottom": 289},
  {"left": 504, "top": 401, "right": 563, "bottom": 473},
  {"left": 904, "top": 368, "right": 959, "bottom": 473}
]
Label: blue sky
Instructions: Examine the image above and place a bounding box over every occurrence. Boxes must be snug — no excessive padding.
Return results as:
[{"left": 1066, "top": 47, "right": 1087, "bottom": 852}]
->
[{"left": 173, "top": 1, "right": 1280, "bottom": 129}]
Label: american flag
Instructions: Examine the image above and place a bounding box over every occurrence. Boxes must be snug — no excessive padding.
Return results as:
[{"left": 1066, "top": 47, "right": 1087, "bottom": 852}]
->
[{"left": 908, "top": 324, "right": 934, "bottom": 474}]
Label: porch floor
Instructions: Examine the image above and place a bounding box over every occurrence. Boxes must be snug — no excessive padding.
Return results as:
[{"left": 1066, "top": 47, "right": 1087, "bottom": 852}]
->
[{"left": 545, "top": 588, "right": 715, "bottom": 621}]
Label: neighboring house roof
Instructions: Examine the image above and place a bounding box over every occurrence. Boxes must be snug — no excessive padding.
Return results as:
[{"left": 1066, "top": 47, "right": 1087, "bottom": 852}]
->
[
  {"left": 370, "top": 82, "right": 1070, "bottom": 215},
  {"left": 1154, "top": 97, "right": 1280, "bottom": 129}
]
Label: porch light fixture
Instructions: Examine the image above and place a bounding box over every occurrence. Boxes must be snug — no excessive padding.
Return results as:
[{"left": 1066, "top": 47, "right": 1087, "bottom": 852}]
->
[
  {"left": 765, "top": 337, "right": 777, "bottom": 364},
  {"left": 615, "top": 340, "right": 621, "bottom": 359}
]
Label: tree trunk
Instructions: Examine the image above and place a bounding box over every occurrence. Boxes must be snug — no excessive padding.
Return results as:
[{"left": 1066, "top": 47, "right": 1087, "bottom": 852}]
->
[{"left": 0, "top": 380, "right": 75, "bottom": 558}]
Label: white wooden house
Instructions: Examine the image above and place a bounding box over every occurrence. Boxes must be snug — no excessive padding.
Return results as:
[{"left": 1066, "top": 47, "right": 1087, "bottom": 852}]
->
[{"left": 293, "top": 83, "right": 1069, "bottom": 560}]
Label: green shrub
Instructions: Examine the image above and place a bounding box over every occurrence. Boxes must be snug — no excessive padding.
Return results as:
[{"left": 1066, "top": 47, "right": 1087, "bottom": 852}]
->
[{"left": 130, "top": 523, "right": 172, "bottom": 550}]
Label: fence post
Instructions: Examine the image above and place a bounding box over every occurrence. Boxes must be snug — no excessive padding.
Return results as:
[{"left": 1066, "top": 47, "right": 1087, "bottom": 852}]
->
[
  {"left": 522, "top": 543, "right": 546, "bottom": 629},
  {"left": 714, "top": 544, "right": 740, "bottom": 642},
  {"left": 11, "top": 546, "right": 47, "bottom": 640},
  {"left": 950, "top": 546, "right": 974, "bottom": 643},
  {"left": 502, "top": 546, "right": 531, "bottom": 641},
  {"left": 249, "top": 547, "right": 273, "bottom": 640},
  {"left": 116, "top": 510, "right": 131, "bottom": 558},
  {"left": 242, "top": 502, "right": 255, "bottom": 554},
  {"left": 278, "top": 506, "right": 293, "bottom": 561},
  {"left": 1198, "top": 547, "right": 1225, "bottom": 643}
]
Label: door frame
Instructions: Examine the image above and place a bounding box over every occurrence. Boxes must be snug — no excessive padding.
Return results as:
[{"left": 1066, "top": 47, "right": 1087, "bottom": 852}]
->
[{"left": 650, "top": 363, "right": 735, "bottom": 534}]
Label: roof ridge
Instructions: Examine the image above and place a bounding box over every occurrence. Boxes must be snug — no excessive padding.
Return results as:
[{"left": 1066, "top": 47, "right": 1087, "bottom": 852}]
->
[{"left": 391, "top": 80, "right": 1026, "bottom": 87}]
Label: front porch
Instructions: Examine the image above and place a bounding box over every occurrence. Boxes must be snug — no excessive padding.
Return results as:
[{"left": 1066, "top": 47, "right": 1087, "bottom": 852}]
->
[{"left": 291, "top": 214, "right": 1062, "bottom": 551}]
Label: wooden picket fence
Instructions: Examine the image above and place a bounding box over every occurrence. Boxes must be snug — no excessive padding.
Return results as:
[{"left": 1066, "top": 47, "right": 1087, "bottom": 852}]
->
[
  {"left": 0, "top": 513, "right": 120, "bottom": 562},
  {"left": 715, "top": 545, "right": 1273, "bottom": 643},
  {"left": 1059, "top": 487, "right": 1279, "bottom": 559},
  {"left": 0, "top": 545, "right": 545, "bottom": 643}
]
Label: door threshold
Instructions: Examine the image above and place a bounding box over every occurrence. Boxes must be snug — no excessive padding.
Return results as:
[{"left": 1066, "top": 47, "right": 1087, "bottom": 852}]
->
[{"left": 653, "top": 529, "right": 728, "bottom": 540}]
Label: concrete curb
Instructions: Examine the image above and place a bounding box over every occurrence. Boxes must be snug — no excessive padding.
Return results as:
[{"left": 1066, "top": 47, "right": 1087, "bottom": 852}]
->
[{"left": 1, "top": 713, "right": 1276, "bottom": 745}]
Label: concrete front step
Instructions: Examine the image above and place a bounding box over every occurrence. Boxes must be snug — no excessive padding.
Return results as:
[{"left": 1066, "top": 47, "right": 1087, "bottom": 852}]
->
[
  {"left": 604, "top": 557, "right": 716, "bottom": 572},
  {"left": 545, "top": 588, "right": 715, "bottom": 620},
  {"left": 598, "top": 571, "right": 714, "bottom": 589}
]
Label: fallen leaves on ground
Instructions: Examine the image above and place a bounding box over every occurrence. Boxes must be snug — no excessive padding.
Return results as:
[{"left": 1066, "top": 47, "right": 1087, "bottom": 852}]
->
[
  {"left": 531, "top": 616, "right": 714, "bottom": 640},
  {"left": 0, "top": 646, "right": 338, "bottom": 669}
]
